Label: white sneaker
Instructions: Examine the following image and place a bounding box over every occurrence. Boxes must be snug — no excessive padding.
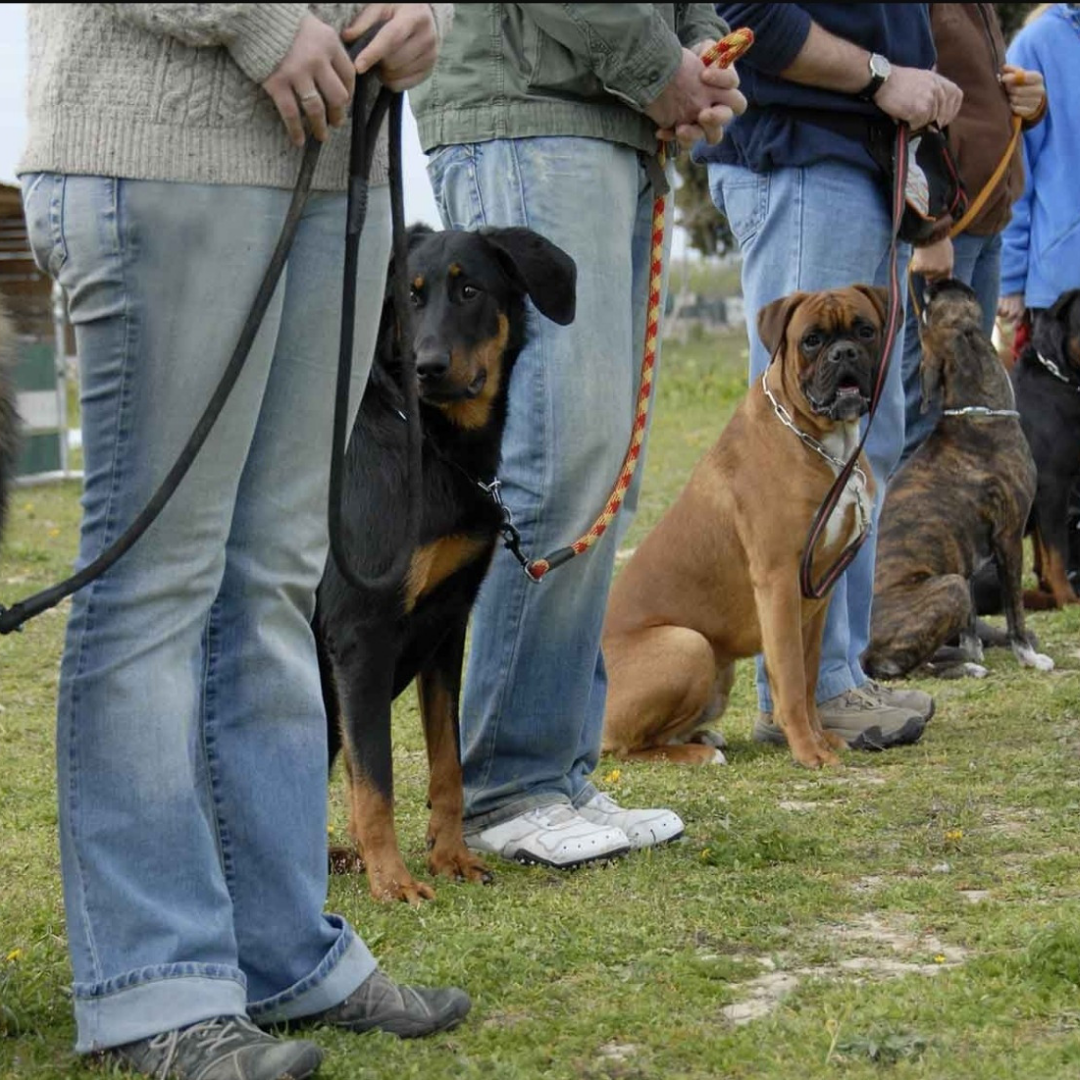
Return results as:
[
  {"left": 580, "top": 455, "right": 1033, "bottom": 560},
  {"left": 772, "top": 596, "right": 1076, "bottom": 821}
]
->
[
  {"left": 577, "top": 792, "right": 685, "bottom": 850},
  {"left": 464, "top": 804, "right": 630, "bottom": 868}
]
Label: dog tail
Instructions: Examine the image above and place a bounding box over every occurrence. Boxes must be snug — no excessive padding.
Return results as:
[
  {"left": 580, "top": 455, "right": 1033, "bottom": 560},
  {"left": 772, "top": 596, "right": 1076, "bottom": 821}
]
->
[{"left": 0, "top": 299, "right": 19, "bottom": 542}]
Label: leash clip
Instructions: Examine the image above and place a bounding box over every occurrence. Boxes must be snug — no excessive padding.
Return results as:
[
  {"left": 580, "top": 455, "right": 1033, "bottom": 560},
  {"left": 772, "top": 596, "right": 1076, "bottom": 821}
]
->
[{"left": 477, "top": 478, "right": 542, "bottom": 584}]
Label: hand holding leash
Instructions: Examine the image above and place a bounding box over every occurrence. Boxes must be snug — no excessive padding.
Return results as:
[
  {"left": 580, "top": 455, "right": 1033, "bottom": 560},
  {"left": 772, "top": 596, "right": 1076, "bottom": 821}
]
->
[
  {"left": 344, "top": 3, "right": 439, "bottom": 91},
  {"left": 261, "top": 13, "right": 355, "bottom": 146}
]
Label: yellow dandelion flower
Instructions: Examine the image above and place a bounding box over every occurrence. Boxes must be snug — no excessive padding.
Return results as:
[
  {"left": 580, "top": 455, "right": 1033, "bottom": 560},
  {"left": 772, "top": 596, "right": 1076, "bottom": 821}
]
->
[
  {"left": 6, "top": 948, "right": 22, "bottom": 963},
  {"left": 945, "top": 829, "right": 963, "bottom": 842},
  {"left": 49, "top": 528, "right": 61, "bottom": 538},
  {"left": 933, "top": 954, "right": 946, "bottom": 964},
  {"left": 602, "top": 768, "right": 622, "bottom": 785},
  {"left": 700, "top": 848, "right": 712, "bottom": 860},
  {"left": 327, "top": 824, "right": 336, "bottom": 836}
]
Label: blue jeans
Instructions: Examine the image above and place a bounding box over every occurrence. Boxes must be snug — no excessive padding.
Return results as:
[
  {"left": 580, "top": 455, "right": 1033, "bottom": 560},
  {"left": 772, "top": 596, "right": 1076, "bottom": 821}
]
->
[
  {"left": 426, "top": 137, "right": 671, "bottom": 827},
  {"left": 708, "top": 159, "right": 910, "bottom": 712},
  {"left": 21, "top": 174, "right": 390, "bottom": 1052},
  {"left": 900, "top": 230, "right": 1002, "bottom": 462}
]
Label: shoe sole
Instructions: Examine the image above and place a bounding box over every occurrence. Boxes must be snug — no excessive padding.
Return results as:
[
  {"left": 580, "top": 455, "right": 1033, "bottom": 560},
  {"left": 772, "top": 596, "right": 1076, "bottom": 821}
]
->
[
  {"left": 753, "top": 717, "right": 926, "bottom": 751},
  {"left": 503, "top": 844, "right": 632, "bottom": 869},
  {"left": 625, "top": 827, "right": 685, "bottom": 851}
]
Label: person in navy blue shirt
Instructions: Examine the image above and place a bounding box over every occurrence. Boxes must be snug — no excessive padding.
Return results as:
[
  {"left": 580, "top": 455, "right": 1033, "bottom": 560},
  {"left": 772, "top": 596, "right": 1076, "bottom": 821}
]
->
[{"left": 696, "top": 4, "right": 961, "bottom": 750}]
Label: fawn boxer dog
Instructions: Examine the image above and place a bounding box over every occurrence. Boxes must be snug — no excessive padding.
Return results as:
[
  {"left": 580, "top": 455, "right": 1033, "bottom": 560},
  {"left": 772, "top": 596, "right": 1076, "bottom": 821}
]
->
[
  {"left": 602, "top": 286, "right": 886, "bottom": 769},
  {"left": 864, "top": 280, "right": 1052, "bottom": 678}
]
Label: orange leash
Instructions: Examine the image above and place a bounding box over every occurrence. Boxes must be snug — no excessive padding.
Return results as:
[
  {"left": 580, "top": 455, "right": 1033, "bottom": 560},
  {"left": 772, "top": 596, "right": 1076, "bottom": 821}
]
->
[{"left": 522, "top": 28, "right": 754, "bottom": 582}]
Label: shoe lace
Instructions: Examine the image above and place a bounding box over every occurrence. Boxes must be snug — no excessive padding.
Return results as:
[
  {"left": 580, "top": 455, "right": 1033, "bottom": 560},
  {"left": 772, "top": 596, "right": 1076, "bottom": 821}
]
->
[
  {"left": 531, "top": 804, "right": 580, "bottom": 829},
  {"left": 144, "top": 1017, "right": 253, "bottom": 1079}
]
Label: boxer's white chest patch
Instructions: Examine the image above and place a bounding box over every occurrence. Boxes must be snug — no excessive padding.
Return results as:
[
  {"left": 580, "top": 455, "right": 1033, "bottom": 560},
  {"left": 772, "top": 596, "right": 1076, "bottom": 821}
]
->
[{"left": 820, "top": 424, "right": 872, "bottom": 548}]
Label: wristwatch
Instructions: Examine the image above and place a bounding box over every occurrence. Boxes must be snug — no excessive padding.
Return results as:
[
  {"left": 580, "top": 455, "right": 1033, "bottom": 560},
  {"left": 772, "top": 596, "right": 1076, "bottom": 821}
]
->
[{"left": 856, "top": 53, "right": 892, "bottom": 102}]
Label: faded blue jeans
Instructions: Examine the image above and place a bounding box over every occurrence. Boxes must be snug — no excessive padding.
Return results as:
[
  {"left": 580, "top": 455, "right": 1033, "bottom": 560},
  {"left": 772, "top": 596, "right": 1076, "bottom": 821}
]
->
[
  {"left": 426, "top": 137, "right": 672, "bottom": 827},
  {"left": 900, "top": 230, "right": 1002, "bottom": 462},
  {"left": 21, "top": 173, "right": 390, "bottom": 1052},
  {"left": 708, "top": 159, "right": 910, "bottom": 713}
]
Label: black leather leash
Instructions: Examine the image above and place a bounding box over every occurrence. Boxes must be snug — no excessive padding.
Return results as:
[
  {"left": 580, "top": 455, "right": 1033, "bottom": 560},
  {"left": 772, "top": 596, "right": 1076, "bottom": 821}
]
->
[
  {"left": 0, "top": 26, "right": 417, "bottom": 635},
  {"left": 797, "top": 122, "right": 910, "bottom": 601}
]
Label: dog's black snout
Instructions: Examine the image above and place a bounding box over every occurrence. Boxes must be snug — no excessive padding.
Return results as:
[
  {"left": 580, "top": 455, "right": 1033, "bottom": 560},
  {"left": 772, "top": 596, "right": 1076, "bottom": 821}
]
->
[
  {"left": 827, "top": 341, "right": 860, "bottom": 365},
  {"left": 415, "top": 346, "right": 451, "bottom": 380}
]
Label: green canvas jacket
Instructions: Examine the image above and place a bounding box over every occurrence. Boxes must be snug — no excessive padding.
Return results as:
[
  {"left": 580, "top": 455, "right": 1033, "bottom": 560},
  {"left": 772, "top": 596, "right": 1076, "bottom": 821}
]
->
[{"left": 410, "top": 4, "right": 730, "bottom": 157}]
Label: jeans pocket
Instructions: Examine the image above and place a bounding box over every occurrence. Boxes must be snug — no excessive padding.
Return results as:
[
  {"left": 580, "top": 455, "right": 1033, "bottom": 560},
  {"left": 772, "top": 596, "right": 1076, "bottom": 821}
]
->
[
  {"left": 713, "top": 169, "right": 769, "bottom": 248},
  {"left": 21, "top": 171, "right": 67, "bottom": 277},
  {"left": 425, "top": 144, "right": 482, "bottom": 230}
]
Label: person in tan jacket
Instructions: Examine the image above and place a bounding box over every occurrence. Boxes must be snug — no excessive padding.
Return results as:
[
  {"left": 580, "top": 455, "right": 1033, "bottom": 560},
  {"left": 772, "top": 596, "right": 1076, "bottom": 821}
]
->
[{"left": 900, "top": 3, "right": 1046, "bottom": 460}]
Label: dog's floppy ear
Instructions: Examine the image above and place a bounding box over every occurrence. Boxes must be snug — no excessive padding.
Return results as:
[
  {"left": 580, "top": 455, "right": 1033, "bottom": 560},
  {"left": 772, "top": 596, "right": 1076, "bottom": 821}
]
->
[
  {"left": 920, "top": 348, "right": 944, "bottom": 414},
  {"left": 480, "top": 227, "right": 577, "bottom": 326},
  {"left": 757, "top": 292, "right": 809, "bottom": 357},
  {"left": 853, "top": 284, "right": 890, "bottom": 326}
]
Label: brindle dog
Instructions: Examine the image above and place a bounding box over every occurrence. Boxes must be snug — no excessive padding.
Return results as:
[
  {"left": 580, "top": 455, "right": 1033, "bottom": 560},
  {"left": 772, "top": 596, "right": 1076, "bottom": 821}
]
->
[{"left": 865, "top": 280, "right": 1053, "bottom": 679}]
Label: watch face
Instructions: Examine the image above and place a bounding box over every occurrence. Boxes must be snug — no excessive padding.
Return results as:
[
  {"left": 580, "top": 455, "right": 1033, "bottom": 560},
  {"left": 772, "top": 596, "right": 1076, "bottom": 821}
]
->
[{"left": 870, "top": 54, "right": 891, "bottom": 80}]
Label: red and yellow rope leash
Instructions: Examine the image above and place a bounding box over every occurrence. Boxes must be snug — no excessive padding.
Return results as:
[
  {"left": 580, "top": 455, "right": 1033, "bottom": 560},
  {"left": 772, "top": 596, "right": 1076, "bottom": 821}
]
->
[{"left": 521, "top": 27, "right": 754, "bottom": 582}]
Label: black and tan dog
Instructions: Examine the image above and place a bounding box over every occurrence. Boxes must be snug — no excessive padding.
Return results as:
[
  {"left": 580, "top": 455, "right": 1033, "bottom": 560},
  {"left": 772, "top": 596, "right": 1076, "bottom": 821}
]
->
[
  {"left": 0, "top": 300, "right": 17, "bottom": 543},
  {"left": 1010, "top": 289, "right": 1080, "bottom": 609},
  {"left": 864, "top": 279, "right": 1052, "bottom": 679},
  {"left": 314, "top": 224, "right": 575, "bottom": 903},
  {"left": 602, "top": 286, "right": 885, "bottom": 769}
]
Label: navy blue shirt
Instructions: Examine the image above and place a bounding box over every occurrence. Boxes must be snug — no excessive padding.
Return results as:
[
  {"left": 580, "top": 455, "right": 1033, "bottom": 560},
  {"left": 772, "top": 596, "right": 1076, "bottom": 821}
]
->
[{"left": 693, "top": 4, "right": 935, "bottom": 174}]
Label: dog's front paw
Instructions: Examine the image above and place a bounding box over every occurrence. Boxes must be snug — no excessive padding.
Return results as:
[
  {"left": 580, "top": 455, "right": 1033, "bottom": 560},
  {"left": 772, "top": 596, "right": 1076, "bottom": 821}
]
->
[
  {"left": 1012, "top": 639, "right": 1055, "bottom": 672},
  {"left": 428, "top": 843, "right": 494, "bottom": 885},
  {"left": 367, "top": 863, "right": 437, "bottom": 906}
]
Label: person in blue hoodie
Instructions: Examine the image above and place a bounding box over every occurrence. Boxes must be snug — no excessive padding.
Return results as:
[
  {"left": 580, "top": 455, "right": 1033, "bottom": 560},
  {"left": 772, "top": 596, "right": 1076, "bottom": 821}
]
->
[
  {"left": 695, "top": 4, "right": 962, "bottom": 751},
  {"left": 998, "top": 3, "right": 1080, "bottom": 323}
]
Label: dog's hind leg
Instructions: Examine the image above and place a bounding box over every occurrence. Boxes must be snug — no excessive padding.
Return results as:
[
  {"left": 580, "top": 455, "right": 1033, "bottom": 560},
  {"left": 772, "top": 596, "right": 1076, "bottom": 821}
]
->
[
  {"left": 866, "top": 577, "right": 971, "bottom": 678},
  {"left": 602, "top": 625, "right": 729, "bottom": 764},
  {"left": 417, "top": 616, "right": 493, "bottom": 886}
]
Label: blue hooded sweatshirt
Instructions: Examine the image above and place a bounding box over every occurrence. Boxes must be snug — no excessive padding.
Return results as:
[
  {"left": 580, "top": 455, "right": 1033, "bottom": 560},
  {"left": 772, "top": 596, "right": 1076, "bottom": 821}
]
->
[
  {"left": 693, "top": 4, "right": 935, "bottom": 175},
  {"left": 1000, "top": 4, "right": 1080, "bottom": 309}
]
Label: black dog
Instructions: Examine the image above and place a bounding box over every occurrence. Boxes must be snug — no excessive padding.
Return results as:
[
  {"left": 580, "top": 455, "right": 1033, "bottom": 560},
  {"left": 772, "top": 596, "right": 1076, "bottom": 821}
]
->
[
  {"left": 866, "top": 279, "right": 1051, "bottom": 679},
  {"left": 314, "top": 224, "right": 576, "bottom": 904},
  {"left": 0, "top": 300, "right": 18, "bottom": 543},
  {"left": 973, "top": 290, "right": 1080, "bottom": 614}
]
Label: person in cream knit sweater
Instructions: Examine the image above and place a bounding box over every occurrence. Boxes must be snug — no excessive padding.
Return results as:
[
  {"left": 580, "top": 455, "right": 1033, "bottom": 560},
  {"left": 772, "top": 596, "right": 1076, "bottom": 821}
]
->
[{"left": 18, "top": 5, "right": 464, "bottom": 1079}]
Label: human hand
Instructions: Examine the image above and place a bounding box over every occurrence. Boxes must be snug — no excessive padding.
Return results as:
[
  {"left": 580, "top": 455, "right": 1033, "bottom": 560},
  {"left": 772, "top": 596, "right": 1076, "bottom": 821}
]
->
[
  {"left": 649, "top": 46, "right": 747, "bottom": 148},
  {"left": 998, "top": 293, "right": 1025, "bottom": 322},
  {"left": 261, "top": 13, "right": 355, "bottom": 147},
  {"left": 873, "top": 65, "right": 963, "bottom": 130},
  {"left": 1001, "top": 64, "right": 1046, "bottom": 120},
  {"left": 910, "top": 236, "right": 954, "bottom": 281},
  {"left": 343, "top": 3, "right": 439, "bottom": 92}
]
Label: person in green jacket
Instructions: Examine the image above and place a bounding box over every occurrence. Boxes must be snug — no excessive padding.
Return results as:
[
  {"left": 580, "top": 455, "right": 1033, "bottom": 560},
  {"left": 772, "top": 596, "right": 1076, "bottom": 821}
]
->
[{"left": 410, "top": 5, "right": 746, "bottom": 869}]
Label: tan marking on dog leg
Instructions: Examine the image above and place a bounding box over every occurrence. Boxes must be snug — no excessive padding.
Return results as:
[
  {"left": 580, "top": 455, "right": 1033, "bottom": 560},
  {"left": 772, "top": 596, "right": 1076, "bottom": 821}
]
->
[
  {"left": 342, "top": 754, "right": 434, "bottom": 905},
  {"left": 418, "top": 668, "right": 492, "bottom": 884}
]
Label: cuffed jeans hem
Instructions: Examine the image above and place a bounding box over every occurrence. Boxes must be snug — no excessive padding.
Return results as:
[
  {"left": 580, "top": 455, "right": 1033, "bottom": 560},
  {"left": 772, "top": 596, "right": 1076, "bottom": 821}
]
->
[
  {"left": 74, "top": 970, "right": 248, "bottom": 1053},
  {"left": 757, "top": 666, "right": 859, "bottom": 714},
  {"left": 247, "top": 916, "right": 377, "bottom": 1025},
  {"left": 464, "top": 792, "right": 578, "bottom": 835}
]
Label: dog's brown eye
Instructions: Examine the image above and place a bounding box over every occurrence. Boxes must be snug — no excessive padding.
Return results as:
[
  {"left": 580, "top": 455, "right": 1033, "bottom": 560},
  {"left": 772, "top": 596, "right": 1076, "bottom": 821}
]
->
[
  {"left": 409, "top": 289, "right": 423, "bottom": 307},
  {"left": 857, "top": 324, "right": 877, "bottom": 340},
  {"left": 461, "top": 284, "right": 479, "bottom": 301},
  {"left": 803, "top": 332, "right": 822, "bottom": 350}
]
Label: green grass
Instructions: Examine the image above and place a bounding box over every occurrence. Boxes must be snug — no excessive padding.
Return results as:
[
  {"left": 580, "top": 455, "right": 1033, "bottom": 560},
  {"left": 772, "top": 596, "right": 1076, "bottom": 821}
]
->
[{"left": 3, "top": 331, "right": 1080, "bottom": 1078}]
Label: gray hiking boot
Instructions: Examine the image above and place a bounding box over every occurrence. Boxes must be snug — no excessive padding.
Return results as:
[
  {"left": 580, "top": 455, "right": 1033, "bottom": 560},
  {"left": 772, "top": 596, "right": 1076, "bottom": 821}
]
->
[
  {"left": 106, "top": 1015, "right": 322, "bottom": 1079},
  {"left": 753, "top": 685, "right": 926, "bottom": 751},
  {"left": 306, "top": 969, "right": 470, "bottom": 1038},
  {"left": 861, "top": 679, "right": 935, "bottom": 721}
]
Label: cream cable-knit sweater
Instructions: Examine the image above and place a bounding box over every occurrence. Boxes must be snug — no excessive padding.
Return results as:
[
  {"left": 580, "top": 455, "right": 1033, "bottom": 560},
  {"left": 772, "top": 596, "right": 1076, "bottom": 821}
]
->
[{"left": 19, "top": 3, "right": 453, "bottom": 191}]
